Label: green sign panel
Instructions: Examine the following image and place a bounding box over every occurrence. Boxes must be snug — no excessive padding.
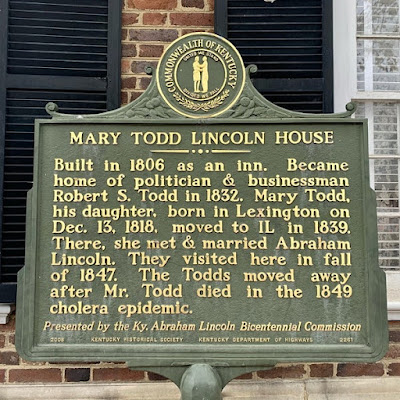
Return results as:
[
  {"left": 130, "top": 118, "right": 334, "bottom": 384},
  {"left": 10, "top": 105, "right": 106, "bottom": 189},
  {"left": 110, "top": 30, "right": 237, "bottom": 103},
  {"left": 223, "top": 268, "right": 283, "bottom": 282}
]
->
[{"left": 16, "top": 33, "right": 387, "bottom": 385}]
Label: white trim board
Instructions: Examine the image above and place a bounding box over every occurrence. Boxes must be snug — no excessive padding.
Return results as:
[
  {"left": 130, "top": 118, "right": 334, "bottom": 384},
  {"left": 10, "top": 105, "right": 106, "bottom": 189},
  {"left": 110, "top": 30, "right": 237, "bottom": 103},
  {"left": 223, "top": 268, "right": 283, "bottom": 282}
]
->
[
  {"left": 0, "top": 304, "right": 13, "bottom": 324},
  {"left": 333, "top": 0, "right": 357, "bottom": 112},
  {"left": 387, "top": 271, "right": 400, "bottom": 320}
]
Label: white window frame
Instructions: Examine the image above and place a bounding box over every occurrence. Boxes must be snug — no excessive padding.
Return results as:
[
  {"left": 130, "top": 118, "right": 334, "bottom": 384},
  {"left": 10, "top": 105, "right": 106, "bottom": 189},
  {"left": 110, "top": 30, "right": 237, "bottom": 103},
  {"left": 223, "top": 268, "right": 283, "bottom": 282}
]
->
[{"left": 334, "top": 0, "right": 400, "bottom": 320}]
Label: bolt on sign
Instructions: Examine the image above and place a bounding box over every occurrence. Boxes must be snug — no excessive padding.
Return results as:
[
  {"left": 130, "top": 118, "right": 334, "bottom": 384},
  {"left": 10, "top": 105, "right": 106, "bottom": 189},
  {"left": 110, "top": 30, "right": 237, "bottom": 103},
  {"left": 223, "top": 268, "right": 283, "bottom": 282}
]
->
[{"left": 16, "top": 33, "right": 388, "bottom": 394}]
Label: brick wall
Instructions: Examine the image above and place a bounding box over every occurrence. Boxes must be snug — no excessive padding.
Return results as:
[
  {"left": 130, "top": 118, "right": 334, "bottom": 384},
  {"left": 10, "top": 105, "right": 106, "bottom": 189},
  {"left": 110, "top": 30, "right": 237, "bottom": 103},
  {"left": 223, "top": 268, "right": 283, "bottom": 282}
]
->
[
  {"left": 121, "top": 0, "right": 214, "bottom": 104},
  {"left": 1, "top": 0, "right": 397, "bottom": 390}
]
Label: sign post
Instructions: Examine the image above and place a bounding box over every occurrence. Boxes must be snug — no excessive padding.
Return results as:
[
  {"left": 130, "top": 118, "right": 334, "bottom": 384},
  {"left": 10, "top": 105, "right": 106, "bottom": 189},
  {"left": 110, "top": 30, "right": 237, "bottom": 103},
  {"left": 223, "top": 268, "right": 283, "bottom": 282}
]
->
[{"left": 16, "top": 33, "right": 388, "bottom": 399}]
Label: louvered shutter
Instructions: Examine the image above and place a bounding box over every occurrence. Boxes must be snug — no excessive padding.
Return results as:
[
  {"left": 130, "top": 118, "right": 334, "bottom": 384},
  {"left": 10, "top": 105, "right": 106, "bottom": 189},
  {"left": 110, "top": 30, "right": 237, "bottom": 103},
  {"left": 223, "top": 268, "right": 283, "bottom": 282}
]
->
[
  {"left": 215, "top": 0, "right": 333, "bottom": 113},
  {"left": 0, "top": 0, "right": 122, "bottom": 302}
]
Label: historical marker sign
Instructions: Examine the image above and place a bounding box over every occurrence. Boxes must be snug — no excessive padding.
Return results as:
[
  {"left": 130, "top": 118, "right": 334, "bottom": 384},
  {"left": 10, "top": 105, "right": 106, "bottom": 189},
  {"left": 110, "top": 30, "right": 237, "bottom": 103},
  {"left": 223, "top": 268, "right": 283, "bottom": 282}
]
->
[{"left": 16, "top": 33, "right": 387, "bottom": 374}]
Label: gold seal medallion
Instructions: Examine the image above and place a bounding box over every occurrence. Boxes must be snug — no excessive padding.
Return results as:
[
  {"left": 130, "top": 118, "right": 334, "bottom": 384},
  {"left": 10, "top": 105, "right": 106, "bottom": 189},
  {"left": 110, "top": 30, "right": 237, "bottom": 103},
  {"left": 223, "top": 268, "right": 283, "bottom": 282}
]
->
[{"left": 156, "top": 32, "right": 245, "bottom": 118}]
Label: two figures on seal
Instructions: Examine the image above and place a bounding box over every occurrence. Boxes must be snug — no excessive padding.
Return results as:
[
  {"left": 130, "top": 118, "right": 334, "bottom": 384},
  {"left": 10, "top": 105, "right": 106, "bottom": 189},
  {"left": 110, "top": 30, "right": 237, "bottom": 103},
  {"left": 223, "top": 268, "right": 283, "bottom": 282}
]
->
[{"left": 193, "top": 56, "right": 209, "bottom": 93}]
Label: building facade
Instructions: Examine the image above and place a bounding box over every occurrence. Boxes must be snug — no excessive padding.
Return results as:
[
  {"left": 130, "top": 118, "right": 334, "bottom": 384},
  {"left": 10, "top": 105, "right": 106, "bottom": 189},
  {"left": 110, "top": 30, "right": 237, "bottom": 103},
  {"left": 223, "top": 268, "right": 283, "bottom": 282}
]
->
[{"left": 1, "top": 0, "right": 400, "bottom": 398}]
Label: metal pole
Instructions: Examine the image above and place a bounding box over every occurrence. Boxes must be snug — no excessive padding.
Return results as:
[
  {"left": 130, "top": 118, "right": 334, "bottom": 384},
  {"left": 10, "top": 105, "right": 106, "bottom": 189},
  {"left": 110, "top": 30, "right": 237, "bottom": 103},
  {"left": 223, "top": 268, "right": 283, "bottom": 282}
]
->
[{"left": 180, "top": 364, "right": 223, "bottom": 400}]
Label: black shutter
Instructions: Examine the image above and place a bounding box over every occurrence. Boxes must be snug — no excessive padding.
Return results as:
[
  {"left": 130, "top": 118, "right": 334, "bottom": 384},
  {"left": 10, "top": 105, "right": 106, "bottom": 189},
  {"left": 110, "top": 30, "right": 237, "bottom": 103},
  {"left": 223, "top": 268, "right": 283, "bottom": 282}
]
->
[
  {"left": 0, "top": 0, "right": 122, "bottom": 302},
  {"left": 215, "top": 0, "right": 333, "bottom": 113}
]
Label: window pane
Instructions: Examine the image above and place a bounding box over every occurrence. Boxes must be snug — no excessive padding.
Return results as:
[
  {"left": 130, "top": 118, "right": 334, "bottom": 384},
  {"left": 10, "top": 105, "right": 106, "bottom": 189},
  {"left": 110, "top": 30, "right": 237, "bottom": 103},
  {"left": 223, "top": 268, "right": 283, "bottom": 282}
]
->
[
  {"left": 357, "top": 0, "right": 365, "bottom": 34},
  {"left": 378, "top": 216, "right": 400, "bottom": 269},
  {"left": 374, "top": 102, "right": 399, "bottom": 155},
  {"left": 357, "top": 0, "right": 400, "bottom": 34},
  {"left": 357, "top": 39, "right": 400, "bottom": 91},
  {"left": 356, "top": 101, "right": 400, "bottom": 270},
  {"left": 357, "top": 40, "right": 366, "bottom": 90},
  {"left": 372, "top": 0, "right": 399, "bottom": 34},
  {"left": 374, "top": 40, "right": 400, "bottom": 90}
]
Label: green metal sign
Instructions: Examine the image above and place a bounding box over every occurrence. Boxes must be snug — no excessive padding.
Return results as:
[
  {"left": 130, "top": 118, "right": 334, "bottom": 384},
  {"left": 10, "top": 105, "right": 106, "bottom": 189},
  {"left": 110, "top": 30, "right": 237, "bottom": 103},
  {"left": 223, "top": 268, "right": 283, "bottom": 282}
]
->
[{"left": 16, "top": 33, "right": 387, "bottom": 397}]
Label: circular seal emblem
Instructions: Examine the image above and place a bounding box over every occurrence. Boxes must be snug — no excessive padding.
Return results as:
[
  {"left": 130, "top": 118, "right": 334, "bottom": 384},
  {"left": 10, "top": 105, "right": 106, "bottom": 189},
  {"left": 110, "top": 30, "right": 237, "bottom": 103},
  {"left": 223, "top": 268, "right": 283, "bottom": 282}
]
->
[{"left": 156, "top": 32, "right": 245, "bottom": 118}]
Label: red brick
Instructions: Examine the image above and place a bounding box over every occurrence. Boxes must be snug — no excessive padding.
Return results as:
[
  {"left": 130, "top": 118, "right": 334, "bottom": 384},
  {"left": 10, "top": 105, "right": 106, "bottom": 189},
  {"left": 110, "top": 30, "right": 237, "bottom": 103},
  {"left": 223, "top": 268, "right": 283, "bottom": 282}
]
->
[
  {"left": 8, "top": 335, "right": 15, "bottom": 346},
  {"left": 9, "top": 369, "right": 62, "bottom": 383},
  {"left": 0, "top": 335, "right": 5, "bottom": 348},
  {"left": 122, "top": 28, "right": 128, "bottom": 41},
  {"left": 309, "top": 363, "right": 334, "bottom": 378},
  {"left": 122, "top": 77, "right": 137, "bottom": 90},
  {"left": 121, "top": 91, "right": 129, "bottom": 105},
  {"left": 121, "top": 59, "right": 132, "bottom": 74},
  {"left": 388, "top": 363, "right": 400, "bottom": 376},
  {"left": 122, "top": 12, "right": 139, "bottom": 25},
  {"left": 337, "top": 363, "right": 384, "bottom": 377},
  {"left": 127, "top": 0, "right": 177, "bottom": 10},
  {"left": 139, "top": 77, "right": 151, "bottom": 90},
  {"left": 258, "top": 365, "right": 305, "bottom": 379},
  {"left": 130, "top": 92, "right": 143, "bottom": 101},
  {"left": 148, "top": 372, "right": 168, "bottom": 381},
  {"left": 130, "top": 60, "right": 158, "bottom": 74},
  {"left": 0, "top": 369, "right": 5, "bottom": 383},
  {"left": 93, "top": 368, "right": 144, "bottom": 382},
  {"left": 182, "top": 0, "right": 204, "bottom": 8},
  {"left": 170, "top": 12, "right": 213, "bottom": 26},
  {"left": 143, "top": 13, "right": 167, "bottom": 25},
  {"left": 389, "top": 331, "right": 400, "bottom": 342},
  {"left": 139, "top": 44, "right": 164, "bottom": 57},
  {"left": 129, "top": 29, "right": 178, "bottom": 42},
  {"left": 385, "top": 344, "right": 400, "bottom": 358},
  {"left": 0, "top": 351, "right": 19, "bottom": 365},
  {"left": 65, "top": 368, "right": 90, "bottom": 382},
  {"left": 122, "top": 43, "right": 137, "bottom": 57}
]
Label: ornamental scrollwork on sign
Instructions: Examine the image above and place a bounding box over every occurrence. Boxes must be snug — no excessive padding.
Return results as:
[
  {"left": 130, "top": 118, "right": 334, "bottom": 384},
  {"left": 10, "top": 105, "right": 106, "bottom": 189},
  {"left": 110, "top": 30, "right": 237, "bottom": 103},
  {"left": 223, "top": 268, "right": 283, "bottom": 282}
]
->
[
  {"left": 124, "top": 97, "right": 178, "bottom": 119},
  {"left": 228, "top": 93, "right": 291, "bottom": 119}
]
